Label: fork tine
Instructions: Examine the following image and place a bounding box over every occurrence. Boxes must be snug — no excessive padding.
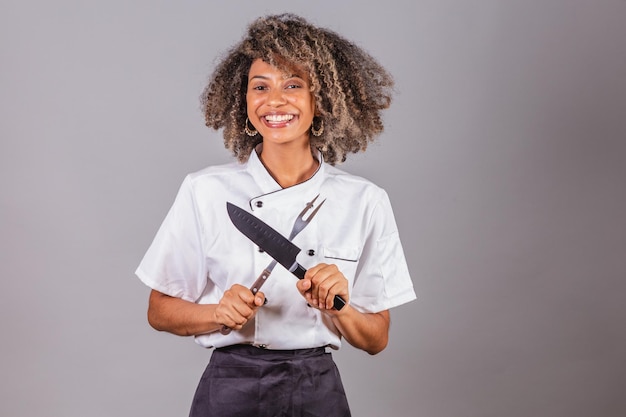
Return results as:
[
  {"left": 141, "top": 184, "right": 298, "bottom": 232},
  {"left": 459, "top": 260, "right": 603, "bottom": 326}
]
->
[
  {"left": 289, "top": 195, "right": 324, "bottom": 239},
  {"left": 298, "top": 194, "right": 319, "bottom": 216},
  {"left": 303, "top": 198, "right": 325, "bottom": 222}
]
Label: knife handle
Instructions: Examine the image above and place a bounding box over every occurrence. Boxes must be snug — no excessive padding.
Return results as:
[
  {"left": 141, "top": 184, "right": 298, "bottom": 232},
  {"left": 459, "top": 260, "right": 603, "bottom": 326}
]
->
[
  {"left": 293, "top": 264, "right": 346, "bottom": 311},
  {"left": 292, "top": 264, "right": 307, "bottom": 279}
]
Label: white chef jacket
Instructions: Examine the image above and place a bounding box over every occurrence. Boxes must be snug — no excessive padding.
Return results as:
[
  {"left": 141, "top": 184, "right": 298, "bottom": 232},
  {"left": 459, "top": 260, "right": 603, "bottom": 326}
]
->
[{"left": 136, "top": 147, "right": 416, "bottom": 350}]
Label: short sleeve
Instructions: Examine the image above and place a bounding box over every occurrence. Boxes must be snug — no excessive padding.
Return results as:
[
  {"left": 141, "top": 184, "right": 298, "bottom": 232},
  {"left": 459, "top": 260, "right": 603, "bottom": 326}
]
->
[
  {"left": 135, "top": 175, "right": 207, "bottom": 302},
  {"left": 349, "top": 190, "right": 416, "bottom": 313}
]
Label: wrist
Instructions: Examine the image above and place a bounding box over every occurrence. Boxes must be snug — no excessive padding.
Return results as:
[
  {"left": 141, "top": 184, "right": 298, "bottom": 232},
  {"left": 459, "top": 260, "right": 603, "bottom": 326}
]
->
[
  {"left": 204, "top": 304, "right": 223, "bottom": 333},
  {"left": 329, "top": 302, "right": 353, "bottom": 320}
]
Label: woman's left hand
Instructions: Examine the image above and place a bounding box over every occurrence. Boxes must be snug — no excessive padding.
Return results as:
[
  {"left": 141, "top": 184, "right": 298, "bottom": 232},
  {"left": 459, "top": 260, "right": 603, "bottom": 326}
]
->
[
  {"left": 296, "top": 262, "right": 390, "bottom": 354},
  {"left": 296, "top": 263, "right": 349, "bottom": 313}
]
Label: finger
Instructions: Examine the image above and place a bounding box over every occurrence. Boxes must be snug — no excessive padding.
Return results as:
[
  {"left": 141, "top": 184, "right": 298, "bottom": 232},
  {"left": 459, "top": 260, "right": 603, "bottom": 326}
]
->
[
  {"left": 254, "top": 291, "right": 266, "bottom": 307},
  {"left": 317, "top": 277, "right": 338, "bottom": 310},
  {"left": 296, "top": 278, "right": 312, "bottom": 295},
  {"left": 226, "top": 315, "right": 246, "bottom": 329},
  {"left": 310, "top": 266, "right": 336, "bottom": 308},
  {"left": 304, "top": 263, "right": 328, "bottom": 281},
  {"left": 304, "top": 293, "right": 313, "bottom": 307},
  {"left": 235, "top": 287, "right": 257, "bottom": 306},
  {"left": 323, "top": 281, "right": 344, "bottom": 310},
  {"left": 217, "top": 306, "right": 246, "bottom": 329},
  {"left": 296, "top": 279, "right": 316, "bottom": 308},
  {"left": 232, "top": 299, "right": 254, "bottom": 318},
  {"left": 315, "top": 268, "right": 348, "bottom": 310},
  {"left": 305, "top": 262, "right": 326, "bottom": 275}
]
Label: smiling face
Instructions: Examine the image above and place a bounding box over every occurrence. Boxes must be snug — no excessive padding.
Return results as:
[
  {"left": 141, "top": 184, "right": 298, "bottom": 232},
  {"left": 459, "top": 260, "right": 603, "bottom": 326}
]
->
[{"left": 246, "top": 59, "right": 316, "bottom": 148}]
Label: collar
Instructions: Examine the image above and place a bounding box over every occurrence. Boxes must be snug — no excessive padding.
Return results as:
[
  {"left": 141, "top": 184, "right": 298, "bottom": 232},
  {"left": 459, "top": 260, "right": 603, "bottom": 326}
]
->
[{"left": 245, "top": 144, "right": 326, "bottom": 211}]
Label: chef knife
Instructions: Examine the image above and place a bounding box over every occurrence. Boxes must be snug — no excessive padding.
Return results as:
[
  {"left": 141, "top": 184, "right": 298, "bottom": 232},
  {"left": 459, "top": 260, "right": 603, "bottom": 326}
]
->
[{"left": 226, "top": 202, "right": 346, "bottom": 310}]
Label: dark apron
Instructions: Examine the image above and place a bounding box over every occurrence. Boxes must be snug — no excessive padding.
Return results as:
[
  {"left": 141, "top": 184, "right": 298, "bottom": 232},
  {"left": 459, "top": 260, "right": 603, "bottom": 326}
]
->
[{"left": 189, "top": 344, "right": 351, "bottom": 417}]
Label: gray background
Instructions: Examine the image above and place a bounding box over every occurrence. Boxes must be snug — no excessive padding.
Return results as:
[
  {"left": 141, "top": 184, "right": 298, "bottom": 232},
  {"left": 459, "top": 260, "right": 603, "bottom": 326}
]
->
[{"left": 1, "top": 1, "right": 625, "bottom": 416}]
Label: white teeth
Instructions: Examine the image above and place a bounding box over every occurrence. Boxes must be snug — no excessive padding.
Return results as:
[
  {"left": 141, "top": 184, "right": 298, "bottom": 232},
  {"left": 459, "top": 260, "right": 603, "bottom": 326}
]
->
[{"left": 265, "top": 114, "right": 294, "bottom": 122}]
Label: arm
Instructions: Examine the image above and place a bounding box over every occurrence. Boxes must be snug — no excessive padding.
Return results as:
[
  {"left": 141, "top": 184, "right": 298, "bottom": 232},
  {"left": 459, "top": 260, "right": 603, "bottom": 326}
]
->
[
  {"left": 147, "top": 286, "right": 265, "bottom": 336},
  {"left": 296, "top": 263, "right": 390, "bottom": 355},
  {"left": 331, "top": 306, "right": 390, "bottom": 355}
]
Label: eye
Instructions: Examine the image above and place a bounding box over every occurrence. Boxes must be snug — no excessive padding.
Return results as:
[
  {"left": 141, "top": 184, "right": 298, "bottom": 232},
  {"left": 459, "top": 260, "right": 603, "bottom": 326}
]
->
[{"left": 284, "top": 77, "right": 307, "bottom": 90}]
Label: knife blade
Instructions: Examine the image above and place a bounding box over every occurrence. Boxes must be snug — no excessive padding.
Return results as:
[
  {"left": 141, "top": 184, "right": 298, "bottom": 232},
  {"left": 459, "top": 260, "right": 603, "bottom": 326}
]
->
[{"left": 227, "top": 202, "right": 346, "bottom": 310}]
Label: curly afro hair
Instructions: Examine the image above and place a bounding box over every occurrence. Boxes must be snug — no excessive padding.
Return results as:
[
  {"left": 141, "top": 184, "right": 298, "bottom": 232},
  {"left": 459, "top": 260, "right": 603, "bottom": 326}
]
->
[{"left": 201, "top": 13, "right": 394, "bottom": 165}]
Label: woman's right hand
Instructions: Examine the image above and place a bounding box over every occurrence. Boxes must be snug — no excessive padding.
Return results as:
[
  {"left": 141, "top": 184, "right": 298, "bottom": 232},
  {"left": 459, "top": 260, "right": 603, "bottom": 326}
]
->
[
  {"left": 214, "top": 284, "right": 266, "bottom": 331},
  {"left": 147, "top": 287, "right": 265, "bottom": 336}
]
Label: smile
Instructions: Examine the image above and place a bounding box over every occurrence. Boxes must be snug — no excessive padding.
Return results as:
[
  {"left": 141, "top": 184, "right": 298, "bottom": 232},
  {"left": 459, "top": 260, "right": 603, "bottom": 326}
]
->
[{"left": 264, "top": 114, "right": 295, "bottom": 122}]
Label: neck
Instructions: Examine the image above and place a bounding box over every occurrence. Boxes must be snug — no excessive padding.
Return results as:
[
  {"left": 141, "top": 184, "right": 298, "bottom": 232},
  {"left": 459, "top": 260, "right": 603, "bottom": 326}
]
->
[{"left": 258, "top": 142, "right": 319, "bottom": 188}]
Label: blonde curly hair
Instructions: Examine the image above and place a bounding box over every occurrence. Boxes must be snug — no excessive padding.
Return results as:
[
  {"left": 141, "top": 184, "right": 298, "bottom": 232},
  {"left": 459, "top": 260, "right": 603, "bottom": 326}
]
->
[{"left": 201, "top": 13, "right": 394, "bottom": 165}]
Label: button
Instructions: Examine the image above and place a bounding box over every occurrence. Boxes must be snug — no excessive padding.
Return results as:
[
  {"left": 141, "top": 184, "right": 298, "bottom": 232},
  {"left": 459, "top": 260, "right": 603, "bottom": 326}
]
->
[
  {"left": 255, "top": 201, "right": 263, "bottom": 208},
  {"left": 308, "top": 249, "right": 315, "bottom": 256},
  {"left": 258, "top": 247, "right": 264, "bottom": 253},
  {"left": 258, "top": 344, "right": 267, "bottom": 349}
]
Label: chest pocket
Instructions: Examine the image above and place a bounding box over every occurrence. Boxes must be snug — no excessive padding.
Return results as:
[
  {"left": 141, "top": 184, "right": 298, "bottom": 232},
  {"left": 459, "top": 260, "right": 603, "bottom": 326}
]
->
[
  {"left": 322, "top": 246, "right": 360, "bottom": 262},
  {"left": 321, "top": 246, "right": 360, "bottom": 284}
]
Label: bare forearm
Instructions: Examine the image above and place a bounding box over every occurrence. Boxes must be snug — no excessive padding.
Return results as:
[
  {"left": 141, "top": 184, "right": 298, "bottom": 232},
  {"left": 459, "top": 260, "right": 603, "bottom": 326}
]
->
[
  {"left": 147, "top": 290, "right": 220, "bottom": 336},
  {"left": 331, "top": 306, "right": 390, "bottom": 355}
]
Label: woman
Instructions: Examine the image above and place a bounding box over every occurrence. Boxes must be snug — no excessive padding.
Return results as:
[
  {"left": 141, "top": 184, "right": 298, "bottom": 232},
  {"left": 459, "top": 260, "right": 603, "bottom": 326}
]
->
[{"left": 136, "top": 13, "right": 416, "bottom": 416}]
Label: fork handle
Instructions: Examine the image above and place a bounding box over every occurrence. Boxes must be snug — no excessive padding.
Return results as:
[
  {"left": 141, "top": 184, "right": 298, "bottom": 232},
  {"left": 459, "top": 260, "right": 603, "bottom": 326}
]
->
[
  {"left": 220, "top": 269, "right": 272, "bottom": 335},
  {"left": 250, "top": 268, "right": 272, "bottom": 295}
]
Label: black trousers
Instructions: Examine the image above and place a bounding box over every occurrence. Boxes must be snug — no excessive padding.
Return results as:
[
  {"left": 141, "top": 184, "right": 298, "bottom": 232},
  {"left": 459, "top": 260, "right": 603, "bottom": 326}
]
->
[{"left": 189, "top": 345, "right": 351, "bottom": 417}]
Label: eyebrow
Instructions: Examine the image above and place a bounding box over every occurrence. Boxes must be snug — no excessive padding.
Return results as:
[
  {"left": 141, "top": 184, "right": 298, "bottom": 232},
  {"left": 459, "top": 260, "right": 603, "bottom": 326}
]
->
[
  {"left": 249, "top": 75, "right": 270, "bottom": 81},
  {"left": 248, "top": 74, "right": 305, "bottom": 81}
]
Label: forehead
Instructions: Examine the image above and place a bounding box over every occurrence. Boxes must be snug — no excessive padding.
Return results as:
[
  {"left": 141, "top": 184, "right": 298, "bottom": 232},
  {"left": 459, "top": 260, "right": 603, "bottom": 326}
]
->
[{"left": 248, "top": 58, "right": 309, "bottom": 81}]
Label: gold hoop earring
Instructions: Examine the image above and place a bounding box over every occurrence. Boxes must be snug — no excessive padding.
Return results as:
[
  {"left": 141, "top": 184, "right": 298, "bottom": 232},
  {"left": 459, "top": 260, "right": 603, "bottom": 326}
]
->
[
  {"left": 311, "top": 118, "right": 324, "bottom": 137},
  {"left": 244, "top": 117, "right": 258, "bottom": 137}
]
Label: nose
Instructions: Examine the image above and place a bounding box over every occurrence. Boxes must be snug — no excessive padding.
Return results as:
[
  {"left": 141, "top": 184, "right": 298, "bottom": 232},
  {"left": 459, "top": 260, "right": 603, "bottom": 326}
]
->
[{"left": 267, "top": 88, "right": 287, "bottom": 107}]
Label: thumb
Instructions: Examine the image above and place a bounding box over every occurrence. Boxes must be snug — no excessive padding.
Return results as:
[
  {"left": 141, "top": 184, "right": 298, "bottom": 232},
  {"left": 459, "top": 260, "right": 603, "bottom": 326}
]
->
[
  {"left": 254, "top": 291, "right": 266, "bottom": 307},
  {"left": 296, "top": 278, "right": 312, "bottom": 294}
]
